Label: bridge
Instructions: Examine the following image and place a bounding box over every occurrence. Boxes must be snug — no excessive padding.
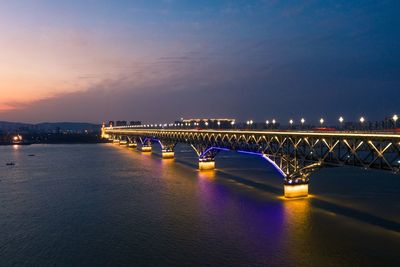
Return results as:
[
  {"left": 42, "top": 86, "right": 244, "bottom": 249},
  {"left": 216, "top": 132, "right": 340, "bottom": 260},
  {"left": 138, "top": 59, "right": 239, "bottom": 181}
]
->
[{"left": 102, "top": 125, "right": 400, "bottom": 198}]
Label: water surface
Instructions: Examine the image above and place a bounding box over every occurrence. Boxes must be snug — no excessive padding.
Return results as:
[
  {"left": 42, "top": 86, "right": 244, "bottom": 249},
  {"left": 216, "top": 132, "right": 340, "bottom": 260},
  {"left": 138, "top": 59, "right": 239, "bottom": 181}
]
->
[{"left": 0, "top": 144, "right": 399, "bottom": 266}]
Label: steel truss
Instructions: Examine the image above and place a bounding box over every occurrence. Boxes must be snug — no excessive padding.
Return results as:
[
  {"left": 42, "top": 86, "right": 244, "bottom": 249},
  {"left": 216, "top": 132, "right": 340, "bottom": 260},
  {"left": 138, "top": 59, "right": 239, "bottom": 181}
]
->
[{"left": 106, "top": 129, "right": 400, "bottom": 184}]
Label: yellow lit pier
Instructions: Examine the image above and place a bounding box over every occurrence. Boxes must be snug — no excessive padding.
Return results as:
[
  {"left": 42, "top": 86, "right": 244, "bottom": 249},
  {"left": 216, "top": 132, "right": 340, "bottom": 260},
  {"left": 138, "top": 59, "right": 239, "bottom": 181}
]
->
[
  {"left": 284, "top": 184, "right": 309, "bottom": 198},
  {"left": 140, "top": 146, "right": 152, "bottom": 153},
  {"left": 161, "top": 150, "right": 174, "bottom": 159},
  {"left": 198, "top": 160, "right": 216, "bottom": 171}
]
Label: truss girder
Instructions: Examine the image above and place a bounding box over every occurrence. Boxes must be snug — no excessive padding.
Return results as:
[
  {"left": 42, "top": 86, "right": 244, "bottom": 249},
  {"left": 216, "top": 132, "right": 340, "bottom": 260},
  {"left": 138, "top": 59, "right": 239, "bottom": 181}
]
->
[{"left": 107, "top": 129, "right": 400, "bottom": 180}]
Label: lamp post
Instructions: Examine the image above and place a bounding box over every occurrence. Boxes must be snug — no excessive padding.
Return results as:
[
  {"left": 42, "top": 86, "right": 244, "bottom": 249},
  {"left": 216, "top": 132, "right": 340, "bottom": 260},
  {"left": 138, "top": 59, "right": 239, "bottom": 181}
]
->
[
  {"left": 339, "top": 116, "right": 344, "bottom": 130},
  {"left": 300, "top": 118, "right": 305, "bottom": 129},
  {"left": 359, "top": 117, "right": 365, "bottom": 130},
  {"left": 319, "top": 118, "right": 324, "bottom": 127},
  {"left": 289, "top": 119, "right": 293, "bottom": 129},
  {"left": 393, "top": 114, "right": 398, "bottom": 129}
]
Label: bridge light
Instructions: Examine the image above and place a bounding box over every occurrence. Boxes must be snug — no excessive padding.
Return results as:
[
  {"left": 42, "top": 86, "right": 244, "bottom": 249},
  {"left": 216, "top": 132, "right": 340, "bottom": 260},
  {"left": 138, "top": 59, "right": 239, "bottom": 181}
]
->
[
  {"left": 246, "top": 120, "right": 250, "bottom": 125},
  {"left": 272, "top": 119, "right": 276, "bottom": 124},
  {"left": 289, "top": 119, "right": 294, "bottom": 125},
  {"left": 217, "top": 121, "right": 220, "bottom": 126},
  {"left": 301, "top": 118, "right": 305, "bottom": 125},
  {"left": 266, "top": 120, "right": 269, "bottom": 125},
  {"left": 249, "top": 120, "right": 253, "bottom": 125},
  {"left": 205, "top": 122, "right": 209, "bottom": 126},
  {"left": 231, "top": 121, "right": 235, "bottom": 125},
  {"left": 339, "top": 116, "right": 344, "bottom": 123},
  {"left": 319, "top": 118, "right": 324, "bottom": 125},
  {"left": 359, "top": 117, "right": 365, "bottom": 123}
]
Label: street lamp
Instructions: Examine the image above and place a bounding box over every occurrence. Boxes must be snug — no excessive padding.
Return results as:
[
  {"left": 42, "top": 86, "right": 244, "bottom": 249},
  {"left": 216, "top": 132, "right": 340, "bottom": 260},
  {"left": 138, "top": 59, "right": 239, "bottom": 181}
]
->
[
  {"left": 339, "top": 116, "right": 344, "bottom": 130},
  {"left": 289, "top": 119, "right": 293, "bottom": 128},
  {"left": 300, "top": 118, "right": 305, "bottom": 125},
  {"left": 319, "top": 118, "right": 324, "bottom": 126},
  {"left": 359, "top": 117, "right": 365, "bottom": 130},
  {"left": 393, "top": 114, "right": 398, "bottom": 128}
]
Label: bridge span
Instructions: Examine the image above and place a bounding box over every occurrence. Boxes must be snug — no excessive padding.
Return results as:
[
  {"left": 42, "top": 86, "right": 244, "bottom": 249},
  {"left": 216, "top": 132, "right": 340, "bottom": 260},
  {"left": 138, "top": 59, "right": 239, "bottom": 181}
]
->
[{"left": 102, "top": 126, "right": 400, "bottom": 198}]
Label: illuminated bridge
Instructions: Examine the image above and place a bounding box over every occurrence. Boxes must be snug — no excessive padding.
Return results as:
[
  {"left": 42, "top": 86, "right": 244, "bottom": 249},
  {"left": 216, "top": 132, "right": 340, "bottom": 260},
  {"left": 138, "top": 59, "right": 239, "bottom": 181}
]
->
[{"left": 102, "top": 125, "right": 400, "bottom": 198}]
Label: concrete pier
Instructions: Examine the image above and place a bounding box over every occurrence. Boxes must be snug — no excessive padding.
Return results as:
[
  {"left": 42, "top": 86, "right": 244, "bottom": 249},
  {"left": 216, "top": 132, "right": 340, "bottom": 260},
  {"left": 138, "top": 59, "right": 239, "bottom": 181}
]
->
[
  {"left": 198, "top": 160, "right": 215, "bottom": 170},
  {"left": 119, "top": 140, "right": 128, "bottom": 145},
  {"left": 284, "top": 184, "right": 308, "bottom": 198},
  {"left": 128, "top": 143, "right": 137, "bottom": 148},
  {"left": 141, "top": 146, "right": 152, "bottom": 152},
  {"left": 162, "top": 151, "right": 174, "bottom": 159}
]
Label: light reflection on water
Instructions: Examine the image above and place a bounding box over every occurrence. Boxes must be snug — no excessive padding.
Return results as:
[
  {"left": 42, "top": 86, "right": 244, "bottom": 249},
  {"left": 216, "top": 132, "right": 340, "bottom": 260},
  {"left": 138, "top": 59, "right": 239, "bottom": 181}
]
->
[{"left": 0, "top": 143, "right": 399, "bottom": 266}]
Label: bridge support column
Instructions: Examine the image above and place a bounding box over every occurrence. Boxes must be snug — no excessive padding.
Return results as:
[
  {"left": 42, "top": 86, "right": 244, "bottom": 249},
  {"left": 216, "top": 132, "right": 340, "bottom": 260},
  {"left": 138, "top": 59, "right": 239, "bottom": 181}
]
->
[
  {"left": 128, "top": 142, "right": 137, "bottom": 148},
  {"left": 140, "top": 145, "right": 152, "bottom": 152},
  {"left": 284, "top": 183, "right": 308, "bottom": 198},
  {"left": 162, "top": 149, "right": 174, "bottom": 159},
  {"left": 119, "top": 140, "right": 128, "bottom": 146},
  {"left": 198, "top": 158, "right": 215, "bottom": 170}
]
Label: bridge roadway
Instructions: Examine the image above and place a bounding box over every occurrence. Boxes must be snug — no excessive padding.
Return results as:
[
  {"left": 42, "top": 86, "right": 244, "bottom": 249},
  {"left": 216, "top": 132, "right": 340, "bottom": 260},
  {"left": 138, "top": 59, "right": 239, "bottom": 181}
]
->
[{"left": 102, "top": 126, "right": 400, "bottom": 198}]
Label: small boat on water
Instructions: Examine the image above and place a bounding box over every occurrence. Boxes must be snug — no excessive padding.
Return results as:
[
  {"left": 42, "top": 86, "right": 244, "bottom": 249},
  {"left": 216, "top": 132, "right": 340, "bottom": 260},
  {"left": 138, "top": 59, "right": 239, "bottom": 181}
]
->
[
  {"left": 6, "top": 162, "right": 15, "bottom": 166},
  {"left": 28, "top": 154, "right": 35, "bottom": 156}
]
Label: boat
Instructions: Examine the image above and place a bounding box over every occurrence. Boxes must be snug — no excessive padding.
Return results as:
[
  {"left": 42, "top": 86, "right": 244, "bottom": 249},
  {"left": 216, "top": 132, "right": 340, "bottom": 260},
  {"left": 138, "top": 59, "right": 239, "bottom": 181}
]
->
[{"left": 6, "top": 162, "right": 15, "bottom": 166}]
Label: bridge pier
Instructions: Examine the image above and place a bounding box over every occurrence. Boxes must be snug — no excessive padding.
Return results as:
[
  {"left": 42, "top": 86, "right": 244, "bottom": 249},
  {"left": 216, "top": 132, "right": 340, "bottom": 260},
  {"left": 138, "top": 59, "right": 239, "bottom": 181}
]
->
[
  {"left": 198, "top": 158, "right": 215, "bottom": 170},
  {"left": 162, "top": 149, "right": 174, "bottom": 159},
  {"left": 119, "top": 140, "right": 128, "bottom": 146},
  {"left": 284, "top": 183, "right": 309, "bottom": 198},
  {"left": 128, "top": 142, "right": 137, "bottom": 148},
  {"left": 140, "top": 145, "right": 152, "bottom": 152}
]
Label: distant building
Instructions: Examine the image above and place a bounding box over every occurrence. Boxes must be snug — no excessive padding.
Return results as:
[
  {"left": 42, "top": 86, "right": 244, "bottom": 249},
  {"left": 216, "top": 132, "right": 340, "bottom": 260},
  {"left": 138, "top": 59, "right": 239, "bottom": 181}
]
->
[
  {"left": 129, "top": 121, "right": 141, "bottom": 126},
  {"left": 115, "top": 121, "right": 127, "bottom": 127},
  {"left": 108, "top": 121, "right": 114, "bottom": 127}
]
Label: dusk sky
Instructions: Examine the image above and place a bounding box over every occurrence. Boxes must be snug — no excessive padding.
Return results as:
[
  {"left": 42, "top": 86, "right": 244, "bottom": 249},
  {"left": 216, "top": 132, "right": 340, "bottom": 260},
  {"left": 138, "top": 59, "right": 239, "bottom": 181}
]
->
[{"left": 0, "top": 0, "right": 399, "bottom": 124}]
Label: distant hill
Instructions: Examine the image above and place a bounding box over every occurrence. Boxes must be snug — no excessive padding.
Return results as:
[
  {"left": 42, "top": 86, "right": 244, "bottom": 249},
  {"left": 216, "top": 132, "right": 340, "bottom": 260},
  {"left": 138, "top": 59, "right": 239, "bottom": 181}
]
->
[{"left": 0, "top": 121, "right": 101, "bottom": 132}]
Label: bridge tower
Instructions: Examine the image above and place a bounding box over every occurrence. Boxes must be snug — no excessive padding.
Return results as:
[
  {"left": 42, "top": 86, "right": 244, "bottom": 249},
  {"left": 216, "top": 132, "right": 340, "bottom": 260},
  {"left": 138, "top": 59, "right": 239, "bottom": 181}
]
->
[{"left": 100, "top": 122, "right": 109, "bottom": 139}]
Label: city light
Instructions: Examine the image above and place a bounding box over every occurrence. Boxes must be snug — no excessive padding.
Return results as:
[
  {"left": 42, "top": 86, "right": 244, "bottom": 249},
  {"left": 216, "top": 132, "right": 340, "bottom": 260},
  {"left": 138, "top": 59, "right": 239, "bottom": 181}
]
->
[
  {"left": 339, "top": 116, "right": 344, "bottom": 123},
  {"left": 360, "top": 117, "right": 365, "bottom": 123},
  {"left": 289, "top": 119, "right": 294, "bottom": 125},
  {"left": 272, "top": 119, "right": 276, "bottom": 124},
  {"left": 300, "top": 118, "right": 305, "bottom": 125},
  {"left": 266, "top": 120, "right": 269, "bottom": 125},
  {"left": 320, "top": 118, "right": 324, "bottom": 125}
]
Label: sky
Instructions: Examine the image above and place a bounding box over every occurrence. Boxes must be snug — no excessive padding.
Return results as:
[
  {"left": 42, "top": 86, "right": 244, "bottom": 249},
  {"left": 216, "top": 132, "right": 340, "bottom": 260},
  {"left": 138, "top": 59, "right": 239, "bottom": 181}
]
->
[{"left": 0, "top": 0, "right": 399, "bottom": 124}]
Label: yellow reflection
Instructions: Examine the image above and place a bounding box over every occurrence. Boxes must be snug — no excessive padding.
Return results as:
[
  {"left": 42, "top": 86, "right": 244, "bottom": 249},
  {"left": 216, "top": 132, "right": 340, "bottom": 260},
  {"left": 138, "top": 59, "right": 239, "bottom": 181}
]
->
[
  {"left": 161, "top": 157, "right": 175, "bottom": 167},
  {"left": 280, "top": 197, "right": 312, "bottom": 262},
  {"left": 198, "top": 170, "right": 216, "bottom": 181},
  {"left": 12, "top": 144, "right": 19, "bottom": 150}
]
